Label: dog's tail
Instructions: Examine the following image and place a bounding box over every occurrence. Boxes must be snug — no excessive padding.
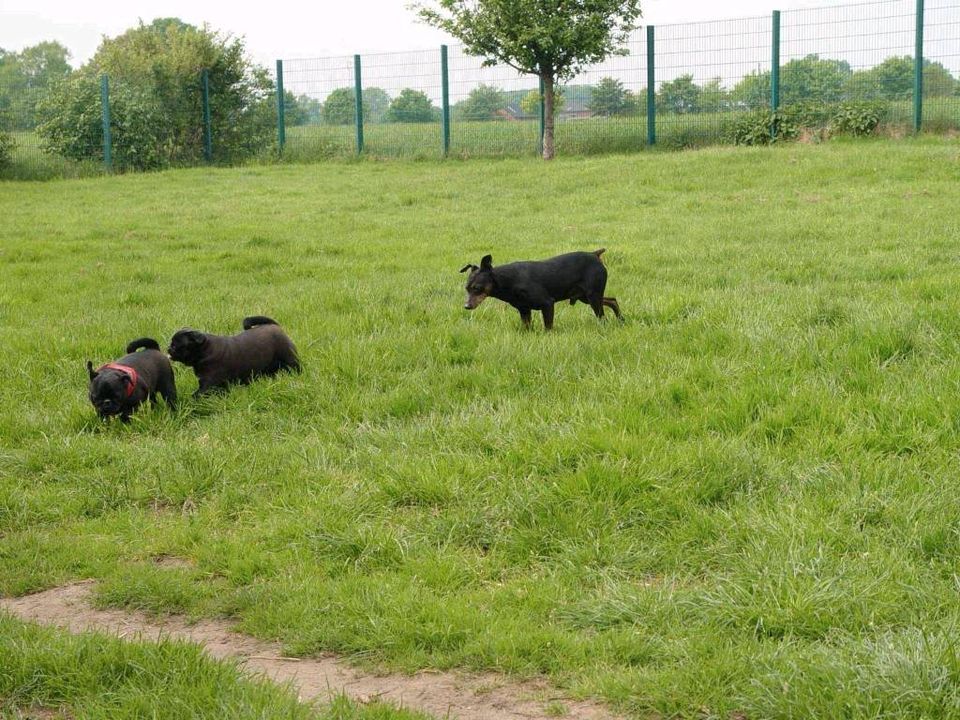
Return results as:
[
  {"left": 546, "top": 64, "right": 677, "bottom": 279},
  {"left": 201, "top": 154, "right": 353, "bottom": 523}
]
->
[
  {"left": 126, "top": 337, "right": 160, "bottom": 353},
  {"left": 593, "top": 248, "right": 607, "bottom": 263},
  {"left": 243, "top": 315, "right": 278, "bottom": 330}
]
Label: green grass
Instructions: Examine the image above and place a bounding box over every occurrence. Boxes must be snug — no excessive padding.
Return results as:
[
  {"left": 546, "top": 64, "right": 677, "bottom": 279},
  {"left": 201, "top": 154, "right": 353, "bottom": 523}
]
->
[
  {"left": 3, "top": 137, "right": 960, "bottom": 718},
  {"left": 0, "top": 615, "right": 431, "bottom": 719}
]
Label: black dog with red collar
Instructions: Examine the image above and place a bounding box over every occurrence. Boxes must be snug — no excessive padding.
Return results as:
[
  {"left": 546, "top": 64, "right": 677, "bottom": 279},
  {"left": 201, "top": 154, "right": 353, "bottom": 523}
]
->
[{"left": 86, "top": 338, "right": 177, "bottom": 421}]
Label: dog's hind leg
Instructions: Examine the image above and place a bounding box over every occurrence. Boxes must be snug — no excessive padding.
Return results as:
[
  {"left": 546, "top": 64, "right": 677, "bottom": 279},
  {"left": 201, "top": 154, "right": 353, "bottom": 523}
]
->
[
  {"left": 602, "top": 297, "right": 624, "bottom": 322},
  {"left": 518, "top": 308, "right": 532, "bottom": 329},
  {"left": 589, "top": 295, "right": 605, "bottom": 320},
  {"left": 159, "top": 375, "right": 177, "bottom": 410}
]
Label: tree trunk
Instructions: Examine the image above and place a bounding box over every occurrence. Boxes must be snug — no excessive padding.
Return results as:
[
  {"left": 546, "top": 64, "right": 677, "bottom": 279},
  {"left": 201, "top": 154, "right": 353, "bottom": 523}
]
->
[{"left": 542, "top": 73, "right": 555, "bottom": 160}]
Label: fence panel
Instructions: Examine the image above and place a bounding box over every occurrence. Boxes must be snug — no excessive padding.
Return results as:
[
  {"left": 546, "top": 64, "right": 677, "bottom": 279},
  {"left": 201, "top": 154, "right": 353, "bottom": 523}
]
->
[
  {"left": 780, "top": 1, "right": 916, "bottom": 126},
  {"left": 926, "top": 0, "right": 960, "bottom": 129},
  {"left": 551, "top": 32, "right": 649, "bottom": 155},
  {"left": 360, "top": 49, "right": 445, "bottom": 157},
  {"left": 0, "top": 71, "right": 102, "bottom": 179},
  {"left": 446, "top": 45, "right": 541, "bottom": 157},
  {"left": 279, "top": 55, "right": 359, "bottom": 161},
  {"left": 655, "top": 15, "right": 772, "bottom": 148}
]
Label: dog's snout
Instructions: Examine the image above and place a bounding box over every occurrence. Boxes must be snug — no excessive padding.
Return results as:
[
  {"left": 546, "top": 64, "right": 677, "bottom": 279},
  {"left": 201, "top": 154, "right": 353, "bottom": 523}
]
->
[{"left": 464, "top": 303, "right": 472, "bottom": 310}]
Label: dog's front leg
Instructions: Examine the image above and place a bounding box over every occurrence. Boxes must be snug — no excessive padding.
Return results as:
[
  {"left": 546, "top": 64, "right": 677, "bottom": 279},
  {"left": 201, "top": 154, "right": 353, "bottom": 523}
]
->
[
  {"left": 518, "top": 308, "right": 532, "bottom": 329},
  {"left": 541, "top": 303, "right": 555, "bottom": 330}
]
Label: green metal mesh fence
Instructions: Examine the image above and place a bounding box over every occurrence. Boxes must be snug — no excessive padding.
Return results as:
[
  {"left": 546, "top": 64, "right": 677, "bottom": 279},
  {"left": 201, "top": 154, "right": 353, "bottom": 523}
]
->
[
  {"left": 1, "top": 0, "right": 958, "bottom": 178},
  {"left": 927, "top": 0, "right": 960, "bottom": 128}
]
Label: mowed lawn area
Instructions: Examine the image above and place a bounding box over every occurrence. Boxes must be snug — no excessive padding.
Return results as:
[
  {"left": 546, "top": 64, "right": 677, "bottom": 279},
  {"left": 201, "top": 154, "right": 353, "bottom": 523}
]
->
[{"left": 2, "top": 138, "right": 960, "bottom": 718}]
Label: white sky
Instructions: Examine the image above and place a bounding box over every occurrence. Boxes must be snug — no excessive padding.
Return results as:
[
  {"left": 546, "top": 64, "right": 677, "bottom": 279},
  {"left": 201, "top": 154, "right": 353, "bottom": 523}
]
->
[{"left": 1, "top": 0, "right": 866, "bottom": 68}]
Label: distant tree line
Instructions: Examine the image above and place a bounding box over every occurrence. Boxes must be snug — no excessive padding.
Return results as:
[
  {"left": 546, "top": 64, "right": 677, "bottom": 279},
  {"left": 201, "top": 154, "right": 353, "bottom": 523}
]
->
[{"left": 291, "top": 54, "right": 957, "bottom": 126}]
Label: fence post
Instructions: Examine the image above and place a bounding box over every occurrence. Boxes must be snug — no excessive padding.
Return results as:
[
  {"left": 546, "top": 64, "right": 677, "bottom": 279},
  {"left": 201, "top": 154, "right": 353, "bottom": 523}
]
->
[
  {"left": 100, "top": 74, "right": 112, "bottom": 172},
  {"left": 354, "top": 54, "right": 364, "bottom": 154},
  {"left": 538, "top": 76, "right": 545, "bottom": 156},
  {"left": 441, "top": 45, "right": 450, "bottom": 156},
  {"left": 646, "top": 26, "right": 656, "bottom": 146},
  {"left": 276, "top": 59, "right": 286, "bottom": 154},
  {"left": 914, "top": 0, "right": 924, "bottom": 133},
  {"left": 771, "top": 10, "right": 781, "bottom": 141},
  {"left": 201, "top": 69, "right": 212, "bottom": 162}
]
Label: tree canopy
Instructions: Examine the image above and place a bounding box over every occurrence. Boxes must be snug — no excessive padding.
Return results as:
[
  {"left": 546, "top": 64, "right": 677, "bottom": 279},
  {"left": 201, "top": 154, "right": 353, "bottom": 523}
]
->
[
  {"left": 387, "top": 88, "right": 438, "bottom": 123},
  {"left": 36, "top": 19, "right": 274, "bottom": 169},
  {"left": 0, "top": 41, "right": 72, "bottom": 129},
  {"left": 454, "top": 84, "right": 508, "bottom": 121}
]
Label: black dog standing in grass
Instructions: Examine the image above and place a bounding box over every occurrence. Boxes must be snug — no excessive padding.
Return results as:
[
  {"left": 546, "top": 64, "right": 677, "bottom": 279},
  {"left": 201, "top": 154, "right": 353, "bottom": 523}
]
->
[
  {"left": 460, "top": 249, "right": 623, "bottom": 330},
  {"left": 167, "top": 316, "right": 300, "bottom": 397},
  {"left": 87, "top": 338, "right": 177, "bottom": 421}
]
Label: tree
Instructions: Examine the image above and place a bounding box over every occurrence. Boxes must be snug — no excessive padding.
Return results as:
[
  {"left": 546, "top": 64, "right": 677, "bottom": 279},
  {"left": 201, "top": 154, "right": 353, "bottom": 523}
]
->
[
  {"left": 657, "top": 74, "right": 701, "bottom": 114},
  {"left": 699, "top": 77, "right": 729, "bottom": 111},
  {"left": 387, "top": 88, "right": 437, "bottom": 122},
  {"left": 730, "top": 68, "right": 770, "bottom": 110},
  {"left": 0, "top": 41, "right": 72, "bottom": 129},
  {"left": 779, "top": 55, "right": 851, "bottom": 105},
  {"left": 731, "top": 55, "right": 851, "bottom": 108},
  {"left": 364, "top": 87, "right": 391, "bottom": 123},
  {"left": 415, "top": 0, "right": 642, "bottom": 159},
  {"left": 322, "top": 87, "right": 392, "bottom": 124},
  {"left": 845, "top": 56, "right": 956, "bottom": 100},
  {"left": 454, "top": 84, "right": 507, "bottom": 120},
  {"left": 36, "top": 20, "right": 273, "bottom": 169},
  {"left": 588, "top": 76, "right": 635, "bottom": 116},
  {"left": 295, "top": 94, "right": 322, "bottom": 124},
  {"left": 519, "top": 87, "right": 565, "bottom": 116},
  {"left": 322, "top": 87, "right": 358, "bottom": 125},
  {"left": 281, "top": 92, "right": 322, "bottom": 126},
  {"left": 0, "top": 110, "right": 13, "bottom": 167}
]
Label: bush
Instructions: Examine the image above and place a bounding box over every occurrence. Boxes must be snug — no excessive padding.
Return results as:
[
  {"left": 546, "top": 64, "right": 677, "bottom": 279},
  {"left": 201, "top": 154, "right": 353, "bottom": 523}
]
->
[
  {"left": 36, "top": 19, "right": 275, "bottom": 170},
  {"left": 728, "top": 101, "right": 886, "bottom": 145},
  {"left": 727, "top": 110, "right": 785, "bottom": 146},
  {"left": 0, "top": 112, "right": 14, "bottom": 167},
  {"left": 830, "top": 101, "right": 886, "bottom": 137},
  {"left": 387, "top": 88, "right": 437, "bottom": 123}
]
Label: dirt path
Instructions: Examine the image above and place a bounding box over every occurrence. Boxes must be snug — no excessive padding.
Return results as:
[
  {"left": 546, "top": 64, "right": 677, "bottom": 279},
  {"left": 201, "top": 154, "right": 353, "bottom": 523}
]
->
[{"left": 1, "top": 582, "right": 618, "bottom": 720}]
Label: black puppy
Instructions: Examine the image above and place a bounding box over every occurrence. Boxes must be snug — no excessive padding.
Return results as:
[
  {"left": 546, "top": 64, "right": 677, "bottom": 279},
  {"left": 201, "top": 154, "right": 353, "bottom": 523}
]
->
[
  {"left": 460, "top": 249, "right": 623, "bottom": 330},
  {"left": 167, "top": 316, "right": 300, "bottom": 396},
  {"left": 87, "top": 338, "right": 177, "bottom": 421}
]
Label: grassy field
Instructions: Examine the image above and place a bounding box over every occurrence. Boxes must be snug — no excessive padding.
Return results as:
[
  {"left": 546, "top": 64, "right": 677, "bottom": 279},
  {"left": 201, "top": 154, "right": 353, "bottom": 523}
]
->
[{"left": 2, "top": 137, "right": 960, "bottom": 718}]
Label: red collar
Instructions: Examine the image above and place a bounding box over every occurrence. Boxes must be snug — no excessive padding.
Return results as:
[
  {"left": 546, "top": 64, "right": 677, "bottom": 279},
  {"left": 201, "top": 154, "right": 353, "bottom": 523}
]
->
[{"left": 97, "top": 363, "right": 139, "bottom": 397}]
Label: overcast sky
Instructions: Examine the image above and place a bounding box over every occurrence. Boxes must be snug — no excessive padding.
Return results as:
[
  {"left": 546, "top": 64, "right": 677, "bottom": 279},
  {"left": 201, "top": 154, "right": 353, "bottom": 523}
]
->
[{"left": 2, "top": 0, "right": 862, "bottom": 68}]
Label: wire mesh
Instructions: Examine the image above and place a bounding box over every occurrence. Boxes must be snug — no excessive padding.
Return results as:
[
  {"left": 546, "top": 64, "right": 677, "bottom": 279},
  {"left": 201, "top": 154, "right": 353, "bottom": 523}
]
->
[
  {"left": 279, "top": 55, "right": 359, "bottom": 160},
  {"left": 655, "top": 15, "right": 772, "bottom": 148},
  {"left": 361, "top": 48, "right": 444, "bottom": 157},
  {"left": 926, "top": 0, "right": 960, "bottom": 129},
  {"left": 0, "top": 56, "right": 102, "bottom": 179},
  {"left": 549, "top": 33, "right": 649, "bottom": 155},
  {"left": 446, "top": 45, "right": 540, "bottom": 157},
  {"left": 780, "top": 0, "right": 916, "bottom": 127}
]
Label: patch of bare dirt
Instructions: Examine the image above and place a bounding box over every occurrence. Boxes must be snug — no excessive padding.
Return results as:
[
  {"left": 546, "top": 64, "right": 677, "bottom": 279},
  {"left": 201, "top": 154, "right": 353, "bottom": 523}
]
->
[{"left": 1, "top": 582, "right": 619, "bottom": 720}]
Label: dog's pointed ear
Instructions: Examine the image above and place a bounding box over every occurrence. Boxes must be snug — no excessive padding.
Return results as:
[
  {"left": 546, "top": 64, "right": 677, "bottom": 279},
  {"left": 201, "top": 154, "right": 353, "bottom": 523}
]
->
[
  {"left": 480, "top": 254, "right": 493, "bottom": 270},
  {"left": 86, "top": 360, "right": 97, "bottom": 380},
  {"left": 459, "top": 263, "right": 478, "bottom": 274}
]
